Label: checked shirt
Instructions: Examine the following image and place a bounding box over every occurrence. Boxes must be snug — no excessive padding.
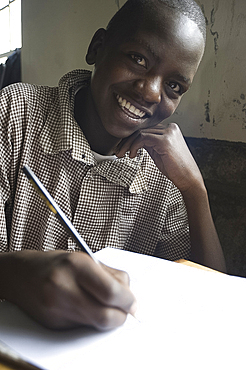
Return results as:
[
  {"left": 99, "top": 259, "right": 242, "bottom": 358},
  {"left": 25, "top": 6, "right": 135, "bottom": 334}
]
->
[{"left": 0, "top": 70, "right": 190, "bottom": 260}]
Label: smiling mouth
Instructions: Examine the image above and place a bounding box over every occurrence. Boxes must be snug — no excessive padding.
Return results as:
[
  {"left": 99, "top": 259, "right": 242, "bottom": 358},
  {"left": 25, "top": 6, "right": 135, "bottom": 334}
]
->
[{"left": 116, "top": 94, "right": 147, "bottom": 119}]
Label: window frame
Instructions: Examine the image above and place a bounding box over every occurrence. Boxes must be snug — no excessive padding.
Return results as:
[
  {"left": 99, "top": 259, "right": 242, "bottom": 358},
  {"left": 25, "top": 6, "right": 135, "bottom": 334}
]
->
[{"left": 0, "top": 0, "right": 22, "bottom": 63}]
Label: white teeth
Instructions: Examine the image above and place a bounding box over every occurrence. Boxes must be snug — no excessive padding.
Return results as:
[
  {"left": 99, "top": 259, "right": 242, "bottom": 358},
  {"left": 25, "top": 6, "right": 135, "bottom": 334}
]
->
[{"left": 116, "top": 94, "right": 146, "bottom": 118}]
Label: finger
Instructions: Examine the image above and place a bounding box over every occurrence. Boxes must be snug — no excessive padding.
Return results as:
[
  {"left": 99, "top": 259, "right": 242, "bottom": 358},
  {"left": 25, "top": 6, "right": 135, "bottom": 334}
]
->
[
  {"left": 70, "top": 253, "right": 136, "bottom": 315},
  {"left": 78, "top": 291, "right": 129, "bottom": 331},
  {"left": 118, "top": 134, "right": 144, "bottom": 158},
  {"left": 101, "top": 263, "right": 130, "bottom": 286},
  {"left": 116, "top": 124, "right": 168, "bottom": 158},
  {"left": 99, "top": 265, "right": 137, "bottom": 315},
  {"left": 115, "top": 131, "right": 141, "bottom": 157},
  {"left": 39, "top": 273, "right": 129, "bottom": 331},
  {"left": 127, "top": 132, "right": 163, "bottom": 158}
]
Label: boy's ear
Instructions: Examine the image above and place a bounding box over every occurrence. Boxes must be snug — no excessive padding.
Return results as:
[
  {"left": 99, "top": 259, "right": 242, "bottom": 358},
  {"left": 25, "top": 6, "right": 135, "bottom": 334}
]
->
[{"left": 86, "top": 28, "right": 107, "bottom": 65}]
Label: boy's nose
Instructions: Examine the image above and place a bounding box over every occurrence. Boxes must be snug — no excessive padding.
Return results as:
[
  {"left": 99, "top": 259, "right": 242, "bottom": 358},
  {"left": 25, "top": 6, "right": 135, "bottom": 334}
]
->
[{"left": 133, "top": 75, "right": 162, "bottom": 105}]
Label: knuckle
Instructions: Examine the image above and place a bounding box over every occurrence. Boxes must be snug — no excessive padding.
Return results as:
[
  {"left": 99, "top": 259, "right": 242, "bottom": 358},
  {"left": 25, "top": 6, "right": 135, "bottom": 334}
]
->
[
  {"left": 102, "top": 279, "right": 120, "bottom": 305},
  {"left": 168, "top": 122, "right": 178, "bottom": 129},
  {"left": 64, "top": 251, "right": 80, "bottom": 266},
  {"left": 168, "top": 122, "right": 180, "bottom": 134},
  {"left": 41, "top": 263, "right": 71, "bottom": 308},
  {"left": 94, "top": 309, "right": 126, "bottom": 331},
  {"left": 138, "top": 131, "right": 144, "bottom": 140},
  {"left": 41, "top": 276, "right": 59, "bottom": 309},
  {"left": 95, "top": 310, "right": 113, "bottom": 330},
  {"left": 116, "top": 270, "right": 130, "bottom": 286}
]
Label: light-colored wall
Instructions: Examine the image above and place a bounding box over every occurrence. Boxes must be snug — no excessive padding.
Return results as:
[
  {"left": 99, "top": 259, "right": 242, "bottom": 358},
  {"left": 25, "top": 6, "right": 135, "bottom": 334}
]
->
[
  {"left": 21, "top": 0, "right": 121, "bottom": 86},
  {"left": 21, "top": 0, "right": 246, "bottom": 143},
  {"left": 166, "top": 0, "right": 246, "bottom": 143}
]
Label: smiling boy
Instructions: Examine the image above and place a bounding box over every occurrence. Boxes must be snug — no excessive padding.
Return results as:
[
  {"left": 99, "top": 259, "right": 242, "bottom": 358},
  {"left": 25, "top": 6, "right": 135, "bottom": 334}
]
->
[{"left": 0, "top": 0, "right": 226, "bottom": 331}]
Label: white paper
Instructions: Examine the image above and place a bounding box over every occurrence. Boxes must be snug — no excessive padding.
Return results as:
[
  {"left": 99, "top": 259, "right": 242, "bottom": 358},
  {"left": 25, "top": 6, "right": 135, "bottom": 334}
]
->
[{"left": 1, "top": 247, "right": 246, "bottom": 370}]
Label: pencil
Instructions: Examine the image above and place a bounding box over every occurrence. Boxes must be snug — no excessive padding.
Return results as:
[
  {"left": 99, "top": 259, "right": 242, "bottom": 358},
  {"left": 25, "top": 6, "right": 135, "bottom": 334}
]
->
[
  {"left": 22, "top": 165, "right": 99, "bottom": 264},
  {"left": 0, "top": 340, "right": 43, "bottom": 370},
  {"left": 22, "top": 165, "right": 139, "bottom": 321}
]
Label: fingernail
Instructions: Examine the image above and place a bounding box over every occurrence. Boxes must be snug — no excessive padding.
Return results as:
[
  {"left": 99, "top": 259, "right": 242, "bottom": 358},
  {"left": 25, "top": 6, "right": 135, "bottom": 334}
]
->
[{"left": 129, "top": 300, "right": 138, "bottom": 316}]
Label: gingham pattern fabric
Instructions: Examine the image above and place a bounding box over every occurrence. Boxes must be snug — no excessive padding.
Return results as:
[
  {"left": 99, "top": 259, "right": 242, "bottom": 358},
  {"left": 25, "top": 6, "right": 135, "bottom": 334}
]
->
[{"left": 0, "top": 70, "right": 190, "bottom": 260}]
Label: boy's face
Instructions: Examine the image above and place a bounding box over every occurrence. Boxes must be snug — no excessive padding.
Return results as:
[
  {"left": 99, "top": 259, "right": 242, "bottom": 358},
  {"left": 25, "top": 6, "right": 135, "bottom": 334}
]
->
[{"left": 87, "top": 8, "right": 205, "bottom": 141}]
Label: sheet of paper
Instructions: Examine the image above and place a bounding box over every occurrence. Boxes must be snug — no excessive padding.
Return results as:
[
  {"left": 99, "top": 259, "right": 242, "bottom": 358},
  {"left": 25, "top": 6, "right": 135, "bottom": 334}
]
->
[{"left": 1, "top": 247, "right": 246, "bottom": 370}]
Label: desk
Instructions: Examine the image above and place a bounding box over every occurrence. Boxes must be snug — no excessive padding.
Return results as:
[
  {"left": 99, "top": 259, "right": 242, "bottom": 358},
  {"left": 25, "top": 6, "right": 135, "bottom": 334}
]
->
[{"left": 175, "top": 259, "right": 221, "bottom": 272}]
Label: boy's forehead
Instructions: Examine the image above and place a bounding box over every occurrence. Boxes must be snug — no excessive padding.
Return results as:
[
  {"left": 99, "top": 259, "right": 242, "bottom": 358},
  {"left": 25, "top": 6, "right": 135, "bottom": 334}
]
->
[
  {"left": 104, "top": 7, "right": 205, "bottom": 72},
  {"left": 105, "top": 3, "right": 168, "bottom": 44},
  {"left": 110, "top": 5, "right": 198, "bottom": 47}
]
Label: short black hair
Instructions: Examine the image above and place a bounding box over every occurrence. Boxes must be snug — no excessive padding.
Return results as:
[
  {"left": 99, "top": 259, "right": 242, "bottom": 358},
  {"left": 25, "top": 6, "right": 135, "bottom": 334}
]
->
[{"left": 107, "top": 0, "right": 206, "bottom": 43}]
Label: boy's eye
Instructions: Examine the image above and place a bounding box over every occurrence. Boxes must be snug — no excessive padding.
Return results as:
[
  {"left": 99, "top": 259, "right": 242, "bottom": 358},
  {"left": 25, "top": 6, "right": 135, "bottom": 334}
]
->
[
  {"left": 168, "top": 82, "right": 182, "bottom": 93},
  {"left": 130, "top": 54, "right": 147, "bottom": 67}
]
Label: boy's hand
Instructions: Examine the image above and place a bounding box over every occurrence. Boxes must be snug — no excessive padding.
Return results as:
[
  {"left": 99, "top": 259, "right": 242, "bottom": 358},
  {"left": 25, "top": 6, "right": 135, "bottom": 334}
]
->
[
  {"left": 116, "top": 123, "right": 226, "bottom": 273},
  {"left": 116, "top": 122, "right": 203, "bottom": 194},
  {"left": 1, "top": 250, "right": 136, "bottom": 331}
]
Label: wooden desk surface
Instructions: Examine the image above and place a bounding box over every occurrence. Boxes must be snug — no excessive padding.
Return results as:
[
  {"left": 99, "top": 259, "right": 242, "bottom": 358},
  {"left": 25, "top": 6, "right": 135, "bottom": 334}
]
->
[{"left": 175, "top": 259, "right": 221, "bottom": 273}]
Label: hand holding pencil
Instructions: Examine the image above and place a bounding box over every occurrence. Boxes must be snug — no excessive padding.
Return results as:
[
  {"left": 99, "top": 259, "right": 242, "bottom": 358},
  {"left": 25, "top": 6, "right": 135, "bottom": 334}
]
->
[
  {"left": 0, "top": 166, "right": 137, "bottom": 331},
  {"left": 1, "top": 249, "right": 136, "bottom": 330}
]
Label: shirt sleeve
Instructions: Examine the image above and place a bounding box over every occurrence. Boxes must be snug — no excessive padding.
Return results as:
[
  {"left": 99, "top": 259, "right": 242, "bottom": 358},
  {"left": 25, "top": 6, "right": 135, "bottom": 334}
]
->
[{"left": 154, "top": 184, "right": 191, "bottom": 261}]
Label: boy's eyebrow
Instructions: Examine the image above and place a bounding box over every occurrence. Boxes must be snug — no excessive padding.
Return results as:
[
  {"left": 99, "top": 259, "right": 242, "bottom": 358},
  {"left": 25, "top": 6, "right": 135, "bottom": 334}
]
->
[
  {"left": 171, "top": 72, "right": 191, "bottom": 85},
  {"left": 125, "top": 37, "right": 160, "bottom": 60},
  {"left": 124, "top": 37, "right": 191, "bottom": 85}
]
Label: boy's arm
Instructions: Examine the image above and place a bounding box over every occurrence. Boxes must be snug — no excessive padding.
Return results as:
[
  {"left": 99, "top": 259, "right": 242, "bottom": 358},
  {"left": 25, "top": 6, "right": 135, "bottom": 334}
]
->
[
  {"left": 0, "top": 250, "right": 137, "bottom": 330},
  {"left": 181, "top": 180, "right": 226, "bottom": 272},
  {"left": 116, "top": 122, "right": 227, "bottom": 273}
]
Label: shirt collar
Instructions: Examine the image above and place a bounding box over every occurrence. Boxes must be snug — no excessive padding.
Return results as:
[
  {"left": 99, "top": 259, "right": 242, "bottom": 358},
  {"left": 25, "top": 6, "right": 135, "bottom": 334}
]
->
[
  {"left": 95, "top": 150, "right": 148, "bottom": 194},
  {"left": 40, "top": 69, "right": 148, "bottom": 194},
  {"left": 40, "top": 69, "right": 92, "bottom": 162}
]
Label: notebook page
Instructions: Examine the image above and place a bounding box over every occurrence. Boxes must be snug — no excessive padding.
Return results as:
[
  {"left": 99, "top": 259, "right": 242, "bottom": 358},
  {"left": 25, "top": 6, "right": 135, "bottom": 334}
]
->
[{"left": 1, "top": 248, "right": 246, "bottom": 370}]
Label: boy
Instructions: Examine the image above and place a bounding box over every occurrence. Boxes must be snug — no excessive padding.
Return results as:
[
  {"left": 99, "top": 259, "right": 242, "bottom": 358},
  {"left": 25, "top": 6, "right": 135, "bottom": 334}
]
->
[{"left": 0, "top": 0, "right": 226, "bottom": 331}]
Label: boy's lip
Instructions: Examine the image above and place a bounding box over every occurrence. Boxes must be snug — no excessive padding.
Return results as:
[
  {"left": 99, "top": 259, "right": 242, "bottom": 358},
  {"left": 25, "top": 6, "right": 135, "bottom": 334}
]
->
[{"left": 115, "top": 93, "right": 153, "bottom": 119}]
